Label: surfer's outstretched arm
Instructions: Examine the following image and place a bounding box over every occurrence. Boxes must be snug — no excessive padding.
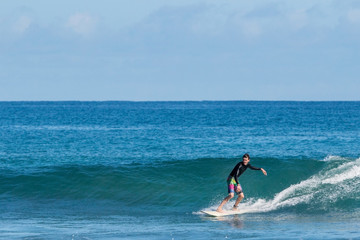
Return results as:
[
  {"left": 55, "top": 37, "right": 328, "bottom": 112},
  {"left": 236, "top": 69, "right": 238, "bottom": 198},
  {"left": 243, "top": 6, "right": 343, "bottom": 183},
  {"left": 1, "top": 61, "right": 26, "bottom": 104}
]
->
[{"left": 248, "top": 164, "right": 267, "bottom": 176}]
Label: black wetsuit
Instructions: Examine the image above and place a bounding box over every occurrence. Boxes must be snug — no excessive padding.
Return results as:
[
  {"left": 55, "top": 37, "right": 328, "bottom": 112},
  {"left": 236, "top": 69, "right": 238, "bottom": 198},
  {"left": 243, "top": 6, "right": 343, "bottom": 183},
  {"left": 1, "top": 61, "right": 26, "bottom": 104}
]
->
[{"left": 229, "top": 162, "right": 261, "bottom": 184}]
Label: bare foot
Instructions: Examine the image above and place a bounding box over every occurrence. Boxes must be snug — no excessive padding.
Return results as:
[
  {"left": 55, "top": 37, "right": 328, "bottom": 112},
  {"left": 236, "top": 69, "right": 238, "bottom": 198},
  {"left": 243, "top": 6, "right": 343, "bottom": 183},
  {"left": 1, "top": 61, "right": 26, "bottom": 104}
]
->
[
  {"left": 216, "top": 208, "right": 224, "bottom": 213},
  {"left": 232, "top": 206, "right": 239, "bottom": 211}
]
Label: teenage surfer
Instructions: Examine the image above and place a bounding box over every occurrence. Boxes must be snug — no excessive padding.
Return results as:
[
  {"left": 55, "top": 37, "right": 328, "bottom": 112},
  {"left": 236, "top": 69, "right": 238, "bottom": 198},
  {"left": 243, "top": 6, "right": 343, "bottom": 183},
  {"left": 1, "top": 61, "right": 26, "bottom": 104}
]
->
[{"left": 216, "top": 153, "right": 267, "bottom": 212}]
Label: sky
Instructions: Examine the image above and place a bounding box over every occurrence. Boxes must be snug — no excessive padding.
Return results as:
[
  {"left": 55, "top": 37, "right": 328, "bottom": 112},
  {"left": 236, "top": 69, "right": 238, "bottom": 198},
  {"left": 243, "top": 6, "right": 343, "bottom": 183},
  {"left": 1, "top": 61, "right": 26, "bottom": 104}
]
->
[{"left": 0, "top": 0, "right": 359, "bottom": 101}]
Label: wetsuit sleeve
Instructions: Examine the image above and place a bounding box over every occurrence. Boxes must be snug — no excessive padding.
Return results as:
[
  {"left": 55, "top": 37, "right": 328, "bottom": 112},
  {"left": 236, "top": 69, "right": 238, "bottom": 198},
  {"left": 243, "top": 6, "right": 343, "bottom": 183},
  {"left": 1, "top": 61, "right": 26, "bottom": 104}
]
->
[
  {"left": 248, "top": 164, "right": 261, "bottom": 170},
  {"left": 234, "top": 163, "right": 241, "bottom": 185},
  {"left": 234, "top": 174, "right": 239, "bottom": 185},
  {"left": 230, "top": 162, "right": 241, "bottom": 176}
]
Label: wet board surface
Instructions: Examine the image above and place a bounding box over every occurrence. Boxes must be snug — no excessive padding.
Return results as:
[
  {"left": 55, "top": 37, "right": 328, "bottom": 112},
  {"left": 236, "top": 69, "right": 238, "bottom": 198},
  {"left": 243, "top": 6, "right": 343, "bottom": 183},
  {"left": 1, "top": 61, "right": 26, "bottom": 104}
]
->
[{"left": 201, "top": 210, "right": 249, "bottom": 217}]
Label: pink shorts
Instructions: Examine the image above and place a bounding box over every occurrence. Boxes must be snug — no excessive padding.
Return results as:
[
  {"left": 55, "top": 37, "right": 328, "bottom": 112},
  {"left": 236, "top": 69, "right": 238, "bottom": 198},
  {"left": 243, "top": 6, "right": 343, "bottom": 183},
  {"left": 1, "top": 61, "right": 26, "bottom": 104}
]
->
[{"left": 227, "top": 176, "right": 243, "bottom": 194}]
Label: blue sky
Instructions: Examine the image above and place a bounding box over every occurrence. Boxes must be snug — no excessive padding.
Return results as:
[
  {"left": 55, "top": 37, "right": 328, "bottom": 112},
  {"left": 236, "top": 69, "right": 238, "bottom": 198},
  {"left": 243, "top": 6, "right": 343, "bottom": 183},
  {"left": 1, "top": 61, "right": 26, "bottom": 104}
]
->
[{"left": 0, "top": 0, "right": 359, "bottom": 101}]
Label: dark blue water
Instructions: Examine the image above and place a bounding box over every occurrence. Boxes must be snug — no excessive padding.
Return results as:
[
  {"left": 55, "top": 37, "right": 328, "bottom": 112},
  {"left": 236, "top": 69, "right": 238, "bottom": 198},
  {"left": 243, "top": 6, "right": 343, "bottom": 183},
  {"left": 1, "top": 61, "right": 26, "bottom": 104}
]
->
[{"left": 0, "top": 101, "right": 359, "bottom": 239}]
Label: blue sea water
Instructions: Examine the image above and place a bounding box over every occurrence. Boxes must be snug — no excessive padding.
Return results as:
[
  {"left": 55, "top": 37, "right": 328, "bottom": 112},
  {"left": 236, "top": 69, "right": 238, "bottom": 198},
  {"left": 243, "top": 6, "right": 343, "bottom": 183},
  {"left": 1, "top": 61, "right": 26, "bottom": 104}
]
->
[{"left": 0, "top": 101, "right": 359, "bottom": 239}]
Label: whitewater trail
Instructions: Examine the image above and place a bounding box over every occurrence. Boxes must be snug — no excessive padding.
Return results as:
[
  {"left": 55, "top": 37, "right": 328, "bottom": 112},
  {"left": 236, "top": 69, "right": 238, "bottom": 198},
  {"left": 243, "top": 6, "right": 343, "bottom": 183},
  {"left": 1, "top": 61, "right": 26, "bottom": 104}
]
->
[{"left": 202, "top": 157, "right": 360, "bottom": 214}]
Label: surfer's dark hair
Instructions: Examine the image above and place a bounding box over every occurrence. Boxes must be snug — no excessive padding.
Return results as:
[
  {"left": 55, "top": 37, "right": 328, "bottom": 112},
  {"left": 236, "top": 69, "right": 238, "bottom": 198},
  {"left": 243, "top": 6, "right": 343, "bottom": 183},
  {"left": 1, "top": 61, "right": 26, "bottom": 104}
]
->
[{"left": 243, "top": 153, "right": 250, "bottom": 159}]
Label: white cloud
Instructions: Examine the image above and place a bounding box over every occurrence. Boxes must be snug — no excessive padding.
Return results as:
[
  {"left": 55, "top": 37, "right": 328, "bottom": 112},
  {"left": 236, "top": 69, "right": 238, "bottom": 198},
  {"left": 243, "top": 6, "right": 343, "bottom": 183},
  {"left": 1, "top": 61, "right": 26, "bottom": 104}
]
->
[
  {"left": 347, "top": 9, "right": 360, "bottom": 24},
  {"left": 13, "top": 16, "right": 32, "bottom": 34},
  {"left": 287, "top": 9, "right": 308, "bottom": 30},
  {"left": 240, "top": 20, "right": 262, "bottom": 38},
  {"left": 66, "top": 13, "right": 97, "bottom": 36}
]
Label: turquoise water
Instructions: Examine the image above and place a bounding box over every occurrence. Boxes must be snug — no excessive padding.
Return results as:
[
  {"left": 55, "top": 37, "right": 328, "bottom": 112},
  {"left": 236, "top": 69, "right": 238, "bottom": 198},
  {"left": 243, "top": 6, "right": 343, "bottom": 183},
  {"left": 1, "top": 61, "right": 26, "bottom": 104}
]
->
[{"left": 0, "top": 101, "right": 359, "bottom": 239}]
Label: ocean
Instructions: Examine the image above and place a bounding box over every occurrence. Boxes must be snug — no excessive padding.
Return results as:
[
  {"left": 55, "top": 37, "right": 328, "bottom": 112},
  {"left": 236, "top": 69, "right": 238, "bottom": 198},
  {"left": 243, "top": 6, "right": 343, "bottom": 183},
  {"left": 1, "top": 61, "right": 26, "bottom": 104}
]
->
[{"left": 0, "top": 101, "right": 359, "bottom": 239}]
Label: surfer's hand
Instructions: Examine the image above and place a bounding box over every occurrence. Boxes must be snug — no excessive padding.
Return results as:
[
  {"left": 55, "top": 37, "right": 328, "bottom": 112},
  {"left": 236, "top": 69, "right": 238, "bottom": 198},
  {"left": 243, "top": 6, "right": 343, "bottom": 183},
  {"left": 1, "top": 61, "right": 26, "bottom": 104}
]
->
[{"left": 261, "top": 168, "right": 267, "bottom": 176}]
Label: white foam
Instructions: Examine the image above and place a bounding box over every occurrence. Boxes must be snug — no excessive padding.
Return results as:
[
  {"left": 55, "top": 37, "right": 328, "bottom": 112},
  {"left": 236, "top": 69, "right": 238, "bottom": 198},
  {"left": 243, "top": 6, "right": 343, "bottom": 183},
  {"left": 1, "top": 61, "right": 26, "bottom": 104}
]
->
[
  {"left": 322, "top": 165, "right": 360, "bottom": 184},
  {"left": 321, "top": 155, "right": 348, "bottom": 162}
]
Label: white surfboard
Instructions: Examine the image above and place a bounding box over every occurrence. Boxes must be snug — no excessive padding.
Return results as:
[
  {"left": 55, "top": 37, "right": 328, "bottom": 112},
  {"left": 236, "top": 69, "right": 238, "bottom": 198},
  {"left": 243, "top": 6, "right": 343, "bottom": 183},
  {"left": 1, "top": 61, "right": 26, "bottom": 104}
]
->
[{"left": 201, "top": 209, "right": 249, "bottom": 217}]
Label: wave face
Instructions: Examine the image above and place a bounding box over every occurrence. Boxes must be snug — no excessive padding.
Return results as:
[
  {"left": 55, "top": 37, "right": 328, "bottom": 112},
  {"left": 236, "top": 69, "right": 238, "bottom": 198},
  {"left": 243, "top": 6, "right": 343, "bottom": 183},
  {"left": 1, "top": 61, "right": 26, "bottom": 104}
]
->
[{"left": 1, "top": 156, "right": 359, "bottom": 214}]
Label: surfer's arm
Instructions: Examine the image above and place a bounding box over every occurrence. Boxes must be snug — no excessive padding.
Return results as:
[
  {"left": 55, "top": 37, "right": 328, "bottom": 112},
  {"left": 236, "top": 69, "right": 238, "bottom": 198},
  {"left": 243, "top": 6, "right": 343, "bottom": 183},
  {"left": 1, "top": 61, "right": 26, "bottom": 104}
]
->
[
  {"left": 249, "top": 164, "right": 267, "bottom": 176},
  {"left": 248, "top": 164, "right": 261, "bottom": 170},
  {"left": 234, "top": 174, "right": 239, "bottom": 185}
]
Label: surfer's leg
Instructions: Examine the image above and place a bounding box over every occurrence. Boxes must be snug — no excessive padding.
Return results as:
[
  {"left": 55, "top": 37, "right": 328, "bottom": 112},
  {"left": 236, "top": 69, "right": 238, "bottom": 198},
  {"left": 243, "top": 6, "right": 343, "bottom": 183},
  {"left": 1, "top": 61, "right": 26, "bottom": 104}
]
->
[
  {"left": 233, "top": 184, "right": 244, "bottom": 210},
  {"left": 217, "top": 193, "right": 234, "bottom": 212},
  {"left": 233, "top": 193, "right": 244, "bottom": 210},
  {"left": 217, "top": 176, "right": 236, "bottom": 212}
]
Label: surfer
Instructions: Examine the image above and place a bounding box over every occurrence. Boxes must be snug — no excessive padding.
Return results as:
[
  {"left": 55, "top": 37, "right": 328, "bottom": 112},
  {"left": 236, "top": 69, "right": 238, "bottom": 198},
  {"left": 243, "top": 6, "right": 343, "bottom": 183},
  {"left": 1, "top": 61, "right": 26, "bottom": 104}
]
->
[{"left": 216, "top": 153, "right": 267, "bottom": 213}]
